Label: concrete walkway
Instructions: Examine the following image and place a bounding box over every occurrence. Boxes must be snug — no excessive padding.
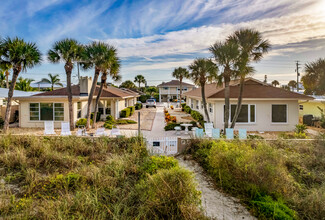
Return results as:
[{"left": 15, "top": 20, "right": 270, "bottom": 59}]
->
[{"left": 142, "top": 106, "right": 166, "bottom": 138}]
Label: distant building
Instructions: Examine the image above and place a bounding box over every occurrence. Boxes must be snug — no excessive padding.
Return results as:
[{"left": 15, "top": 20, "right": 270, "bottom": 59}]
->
[
  {"left": 299, "top": 95, "right": 325, "bottom": 118},
  {"left": 157, "top": 80, "right": 195, "bottom": 102}
]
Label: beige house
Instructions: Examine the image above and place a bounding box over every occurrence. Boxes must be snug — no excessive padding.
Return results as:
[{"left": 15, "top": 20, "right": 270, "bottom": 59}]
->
[
  {"left": 14, "top": 77, "right": 139, "bottom": 128},
  {"left": 157, "top": 80, "right": 195, "bottom": 102},
  {"left": 184, "top": 78, "right": 313, "bottom": 132}
]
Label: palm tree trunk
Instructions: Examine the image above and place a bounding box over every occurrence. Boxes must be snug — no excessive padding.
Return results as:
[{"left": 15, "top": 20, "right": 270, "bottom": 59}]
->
[
  {"left": 224, "top": 76, "right": 230, "bottom": 132},
  {"left": 138, "top": 82, "right": 140, "bottom": 89},
  {"left": 3, "top": 68, "right": 20, "bottom": 133},
  {"left": 51, "top": 84, "right": 54, "bottom": 91},
  {"left": 201, "top": 84, "right": 210, "bottom": 123},
  {"left": 86, "top": 67, "right": 100, "bottom": 129},
  {"left": 65, "top": 63, "right": 74, "bottom": 131},
  {"left": 92, "top": 72, "right": 107, "bottom": 128},
  {"left": 179, "top": 77, "right": 183, "bottom": 101},
  {"left": 231, "top": 77, "right": 245, "bottom": 128}
]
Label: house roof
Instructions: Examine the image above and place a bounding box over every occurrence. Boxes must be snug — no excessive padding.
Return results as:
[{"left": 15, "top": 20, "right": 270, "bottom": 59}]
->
[
  {"left": 0, "top": 88, "right": 41, "bottom": 98},
  {"left": 184, "top": 78, "right": 313, "bottom": 100},
  {"left": 157, "top": 80, "right": 194, "bottom": 87},
  {"left": 30, "top": 85, "right": 139, "bottom": 98}
]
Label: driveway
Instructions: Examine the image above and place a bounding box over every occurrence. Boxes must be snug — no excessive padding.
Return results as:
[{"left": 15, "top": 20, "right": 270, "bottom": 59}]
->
[{"left": 117, "top": 107, "right": 156, "bottom": 131}]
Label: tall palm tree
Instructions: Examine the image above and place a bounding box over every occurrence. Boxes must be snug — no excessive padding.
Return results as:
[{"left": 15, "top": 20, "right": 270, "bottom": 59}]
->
[
  {"left": 188, "top": 58, "right": 218, "bottom": 123},
  {"left": 271, "top": 80, "right": 280, "bottom": 87},
  {"left": 227, "top": 29, "right": 270, "bottom": 128},
  {"left": 48, "top": 38, "right": 83, "bottom": 130},
  {"left": 210, "top": 40, "right": 240, "bottom": 130},
  {"left": 0, "top": 37, "right": 41, "bottom": 132},
  {"left": 92, "top": 48, "right": 120, "bottom": 127},
  {"left": 0, "top": 71, "right": 6, "bottom": 88},
  {"left": 172, "top": 67, "right": 189, "bottom": 101},
  {"left": 120, "top": 80, "right": 136, "bottom": 89},
  {"left": 302, "top": 58, "right": 325, "bottom": 95},
  {"left": 15, "top": 77, "right": 35, "bottom": 91},
  {"left": 82, "top": 42, "right": 113, "bottom": 129},
  {"left": 134, "top": 74, "right": 146, "bottom": 89},
  {"left": 288, "top": 80, "right": 297, "bottom": 91},
  {"left": 0, "top": 63, "right": 11, "bottom": 88},
  {"left": 40, "top": 73, "right": 63, "bottom": 91}
]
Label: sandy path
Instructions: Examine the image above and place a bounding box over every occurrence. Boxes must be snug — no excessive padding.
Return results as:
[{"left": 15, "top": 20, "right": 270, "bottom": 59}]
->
[{"left": 177, "top": 156, "right": 256, "bottom": 220}]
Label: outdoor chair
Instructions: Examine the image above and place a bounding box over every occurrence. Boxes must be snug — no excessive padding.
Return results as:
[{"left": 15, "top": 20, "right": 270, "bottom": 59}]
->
[
  {"left": 174, "top": 126, "right": 181, "bottom": 135},
  {"left": 238, "top": 129, "right": 247, "bottom": 139},
  {"left": 95, "top": 128, "right": 107, "bottom": 136},
  {"left": 76, "top": 126, "right": 87, "bottom": 136},
  {"left": 61, "top": 122, "right": 71, "bottom": 136},
  {"left": 226, "top": 128, "right": 234, "bottom": 139},
  {"left": 212, "top": 128, "right": 220, "bottom": 139},
  {"left": 195, "top": 128, "right": 204, "bottom": 138},
  {"left": 110, "top": 128, "right": 121, "bottom": 137},
  {"left": 44, "top": 121, "right": 56, "bottom": 135},
  {"left": 204, "top": 123, "right": 214, "bottom": 137}
]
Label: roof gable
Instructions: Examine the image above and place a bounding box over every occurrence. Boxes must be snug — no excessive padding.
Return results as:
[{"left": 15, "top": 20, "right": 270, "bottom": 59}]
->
[{"left": 157, "top": 80, "right": 194, "bottom": 87}]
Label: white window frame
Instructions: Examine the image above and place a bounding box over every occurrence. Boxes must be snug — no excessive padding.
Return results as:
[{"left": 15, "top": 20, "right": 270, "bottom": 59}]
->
[
  {"left": 271, "top": 104, "right": 288, "bottom": 124},
  {"left": 190, "top": 99, "right": 193, "bottom": 109},
  {"left": 29, "top": 102, "right": 64, "bottom": 121},
  {"left": 209, "top": 103, "right": 213, "bottom": 113},
  {"left": 223, "top": 104, "right": 256, "bottom": 124},
  {"left": 196, "top": 100, "right": 199, "bottom": 110}
]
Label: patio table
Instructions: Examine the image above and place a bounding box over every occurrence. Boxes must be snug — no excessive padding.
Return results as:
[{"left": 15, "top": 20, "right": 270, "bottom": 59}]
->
[{"left": 180, "top": 123, "right": 192, "bottom": 135}]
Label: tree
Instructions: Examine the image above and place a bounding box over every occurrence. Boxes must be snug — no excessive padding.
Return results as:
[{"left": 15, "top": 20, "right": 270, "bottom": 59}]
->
[
  {"left": 92, "top": 46, "right": 120, "bottom": 127},
  {"left": 0, "top": 63, "right": 11, "bottom": 88},
  {"left": 0, "top": 71, "right": 5, "bottom": 88},
  {"left": 40, "top": 73, "right": 63, "bottom": 91},
  {"left": 288, "top": 80, "right": 297, "bottom": 91},
  {"left": 172, "top": 67, "right": 189, "bottom": 101},
  {"left": 120, "top": 80, "right": 136, "bottom": 89},
  {"left": 0, "top": 37, "right": 41, "bottom": 132},
  {"left": 134, "top": 75, "right": 146, "bottom": 89},
  {"left": 227, "top": 29, "right": 270, "bottom": 128},
  {"left": 271, "top": 80, "right": 279, "bottom": 87},
  {"left": 15, "top": 77, "right": 35, "bottom": 91},
  {"left": 188, "top": 58, "right": 218, "bottom": 123},
  {"left": 301, "top": 58, "right": 325, "bottom": 95},
  {"left": 146, "top": 86, "right": 158, "bottom": 96},
  {"left": 210, "top": 40, "right": 239, "bottom": 131},
  {"left": 48, "top": 38, "right": 83, "bottom": 130}
]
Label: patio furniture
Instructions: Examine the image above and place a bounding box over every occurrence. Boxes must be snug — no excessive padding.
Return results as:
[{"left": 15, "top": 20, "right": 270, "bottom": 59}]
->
[
  {"left": 226, "top": 128, "right": 234, "bottom": 139},
  {"left": 110, "top": 128, "right": 121, "bottom": 137},
  {"left": 76, "top": 126, "right": 87, "bottom": 136},
  {"left": 212, "top": 128, "right": 220, "bottom": 139},
  {"left": 195, "top": 128, "right": 204, "bottom": 138},
  {"left": 174, "top": 126, "right": 181, "bottom": 135},
  {"left": 204, "top": 123, "right": 214, "bottom": 137},
  {"left": 238, "top": 129, "right": 247, "bottom": 139},
  {"left": 95, "top": 128, "right": 107, "bottom": 136},
  {"left": 180, "top": 123, "right": 192, "bottom": 135},
  {"left": 44, "top": 121, "right": 56, "bottom": 135},
  {"left": 61, "top": 122, "right": 71, "bottom": 136}
]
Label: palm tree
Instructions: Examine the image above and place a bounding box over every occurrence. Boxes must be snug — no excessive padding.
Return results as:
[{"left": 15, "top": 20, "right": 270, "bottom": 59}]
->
[
  {"left": 134, "top": 75, "right": 146, "bottom": 89},
  {"left": 0, "top": 71, "right": 5, "bottom": 88},
  {"left": 271, "top": 80, "right": 279, "bottom": 87},
  {"left": 227, "top": 29, "right": 270, "bottom": 128},
  {"left": 210, "top": 40, "right": 240, "bottom": 130},
  {"left": 0, "top": 37, "right": 41, "bottom": 132},
  {"left": 120, "top": 80, "right": 136, "bottom": 89},
  {"left": 301, "top": 58, "right": 325, "bottom": 95},
  {"left": 92, "top": 47, "right": 120, "bottom": 127},
  {"left": 288, "top": 80, "right": 297, "bottom": 91},
  {"left": 0, "top": 63, "right": 11, "bottom": 88},
  {"left": 82, "top": 42, "right": 113, "bottom": 129},
  {"left": 172, "top": 67, "right": 189, "bottom": 101},
  {"left": 15, "top": 77, "right": 35, "bottom": 91},
  {"left": 40, "top": 73, "right": 63, "bottom": 91},
  {"left": 188, "top": 58, "right": 218, "bottom": 123},
  {"left": 48, "top": 38, "right": 83, "bottom": 130}
]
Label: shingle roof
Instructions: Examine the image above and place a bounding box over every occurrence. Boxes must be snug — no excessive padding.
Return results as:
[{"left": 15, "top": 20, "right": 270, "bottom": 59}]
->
[
  {"left": 184, "top": 78, "right": 313, "bottom": 100},
  {"left": 157, "top": 80, "right": 194, "bottom": 87}
]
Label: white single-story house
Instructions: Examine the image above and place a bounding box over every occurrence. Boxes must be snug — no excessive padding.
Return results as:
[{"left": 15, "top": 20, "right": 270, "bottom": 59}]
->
[
  {"left": 13, "top": 77, "right": 139, "bottom": 128},
  {"left": 184, "top": 78, "right": 313, "bottom": 131}
]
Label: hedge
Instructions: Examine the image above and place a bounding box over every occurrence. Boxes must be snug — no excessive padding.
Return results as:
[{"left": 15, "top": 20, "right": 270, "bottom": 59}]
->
[
  {"left": 191, "top": 110, "right": 204, "bottom": 121},
  {"left": 135, "top": 103, "right": 142, "bottom": 110},
  {"left": 139, "top": 94, "right": 151, "bottom": 103},
  {"left": 120, "top": 108, "right": 131, "bottom": 118},
  {"left": 184, "top": 106, "right": 191, "bottom": 114},
  {"left": 128, "top": 106, "right": 135, "bottom": 115}
]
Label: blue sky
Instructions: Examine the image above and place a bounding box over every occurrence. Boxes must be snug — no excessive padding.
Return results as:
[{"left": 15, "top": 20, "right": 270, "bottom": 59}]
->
[{"left": 1, "top": 0, "right": 325, "bottom": 86}]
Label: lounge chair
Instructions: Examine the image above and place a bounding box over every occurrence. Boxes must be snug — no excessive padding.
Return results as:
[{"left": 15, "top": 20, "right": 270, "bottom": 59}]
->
[
  {"left": 212, "top": 128, "right": 220, "bottom": 139},
  {"left": 61, "top": 122, "right": 71, "bottom": 136},
  {"left": 226, "top": 128, "right": 234, "bottom": 139},
  {"left": 195, "top": 128, "right": 204, "bottom": 138},
  {"left": 44, "top": 121, "right": 56, "bottom": 135},
  {"left": 95, "top": 128, "right": 107, "bottom": 136},
  {"left": 174, "top": 126, "right": 181, "bottom": 135},
  {"left": 204, "top": 123, "right": 214, "bottom": 137},
  {"left": 110, "top": 127, "right": 121, "bottom": 137},
  {"left": 238, "top": 129, "right": 247, "bottom": 139}
]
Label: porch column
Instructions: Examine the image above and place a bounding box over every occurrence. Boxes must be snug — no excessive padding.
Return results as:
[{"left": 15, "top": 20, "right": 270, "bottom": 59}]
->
[
  {"left": 103, "top": 100, "right": 107, "bottom": 119},
  {"left": 115, "top": 100, "right": 119, "bottom": 119}
]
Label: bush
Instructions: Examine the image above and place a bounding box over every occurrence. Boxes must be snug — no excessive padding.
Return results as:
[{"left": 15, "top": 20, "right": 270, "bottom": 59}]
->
[
  {"left": 294, "top": 132, "right": 307, "bottom": 139},
  {"left": 295, "top": 124, "right": 307, "bottom": 133},
  {"left": 103, "top": 121, "right": 117, "bottom": 129},
  {"left": 164, "top": 122, "right": 181, "bottom": 131},
  {"left": 128, "top": 106, "right": 135, "bottom": 115},
  {"left": 139, "top": 94, "right": 151, "bottom": 103},
  {"left": 135, "top": 103, "right": 142, "bottom": 110},
  {"left": 120, "top": 108, "right": 131, "bottom": 118},
  {"left": 0, "top": 116, "right": 4, "bottom": 129},
  {"left": 141, "top": 156, "right": 178, "bottom": 175},
  {"left": 191, "top": 110, "right": 203, "bottom": 121},
  {"left": 106, "top": 115, "right": 115, "bottom": 124},
  {"left": 126, "top": 120, "right": 137, "bottom": 124},
  {"left": 76, "top": 118, "right": 92, "bottom": 127},
  {"left": 184, "top": 106, "right": 192, "bottom": 114},
  {"left": 91, "top": 112, "right": 101, "bottom": 122},
  {"left": 115, "top": 119, "right": 137, "bottom": 125},
  {"left": 181, "top": 103, "right": 186, "bottom": 109}
]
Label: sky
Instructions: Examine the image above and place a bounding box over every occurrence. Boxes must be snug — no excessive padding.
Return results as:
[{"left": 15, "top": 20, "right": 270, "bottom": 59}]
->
[{"left": 1, "top": 0, "right": 325, "bottom": 86}]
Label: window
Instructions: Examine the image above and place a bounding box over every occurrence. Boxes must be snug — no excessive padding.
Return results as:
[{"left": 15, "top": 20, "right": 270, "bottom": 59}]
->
[
  {"left": 299, "top": 105, "right": 303, "bottom": 110},
  {"left": 29, "top": 103, "right": 64, "bottom": 121},
  {"left": 183, "top": 87, "right": 187, "bottom": 91},
  {"left": 209, "top": 103, "right": 213, "bottom": 113},
  {"left": 201, "top": 102, "right": 203, "bottom": 110},
  {"left": 224, "top": 104, "right": 256, "bottom": 123},
  {"left": 163, "top": 87, "right": 168, "bottom": 90},
  {"left": 272, "top": 104, "right": 287, "bottom": 123},
  {"left": 106, "top": 102, "right": 111, "bottom": 115},
  {"left": 190, "top": 99, "right": 193, "bottom": 108},
  {"left": 77, "top": 102, "right": 82, "bottom": 118},
  {"left": 125, "top": 100, "right": 128, "bottom": 107},
  {"left": 196, "top": 100, "right": 199, "bottom": 109},
  {"left": 98, "top": 108, "right": 104, "bottom": 114}
]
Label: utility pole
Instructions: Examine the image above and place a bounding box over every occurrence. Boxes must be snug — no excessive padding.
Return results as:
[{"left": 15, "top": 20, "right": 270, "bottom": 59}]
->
[{"left": 295, "top": 61, "right": 300, "bottom": 92}]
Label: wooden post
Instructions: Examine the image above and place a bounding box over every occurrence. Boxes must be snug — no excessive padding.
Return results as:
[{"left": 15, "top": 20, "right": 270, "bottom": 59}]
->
[{"left": 138, "top": 111, "right": 140, "bottom": 136}]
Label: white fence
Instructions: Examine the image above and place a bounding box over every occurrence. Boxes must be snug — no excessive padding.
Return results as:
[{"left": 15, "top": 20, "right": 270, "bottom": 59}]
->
[{"left": 146, "top": 137, "right": 178, "bottom": 155}]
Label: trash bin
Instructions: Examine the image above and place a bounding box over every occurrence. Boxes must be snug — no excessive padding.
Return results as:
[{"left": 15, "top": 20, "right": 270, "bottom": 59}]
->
[{"left": 303, "top": 114, "right": 313, "bottom": 126}]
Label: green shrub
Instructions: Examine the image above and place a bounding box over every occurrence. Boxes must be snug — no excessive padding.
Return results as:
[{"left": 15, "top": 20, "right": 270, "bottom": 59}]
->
[
  {"left": 120, "top": 108, "right": 131, "bottom": 118},
  {"left": 128, "top": 106, "right": 135, "bottom": 115},
  {"left": 294, "top": 132, "right": 307, "bottom": 139},
  {"left": 135, "top": 103, "right": 142, "bottom": 110},
  {"left": 76, "top": 118, "right": 92, "bottom": 127},
  {"left": 295, "top": 124, "right": 307, "bottom": 133},
  {"left": 126, "top": 120, "right": 137, "bottom": 124},
  {"left": 90, "top": 112, "right": 101, "bottom": 122},
  {"left": 164, "top": 122, "right": 181, "bottom": 131},
  {"left": 184, "top": 106, "right": 192, "bottom": 114},
  {"left": 115, "top": 119, "right": 137, "bottom": 125},
  {"left": 0, "top": 116, "right": 4, "bottom": 129},
  {"left": 141, "top": 156, "right": 178, "bottom": 175},
  {"left": 106, "top": 115, "right": 115, "bottom": 124},
  {"left": 103, "top": 121, "right": 116, "bottom": 129},
  {"left": 191, "top": 110, "right": 203, "bottom": 121},
  {"left": 139, "top": 94, "right": 151, "bottom": 103}
]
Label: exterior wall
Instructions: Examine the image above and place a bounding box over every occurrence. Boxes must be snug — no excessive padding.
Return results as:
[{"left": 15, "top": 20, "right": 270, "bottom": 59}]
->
[
  {"left": 159, "top": 86, "right": 195, "bottom": 102},
  {"left": 298, "top": 101, "right": 325, "bottom": 118}
]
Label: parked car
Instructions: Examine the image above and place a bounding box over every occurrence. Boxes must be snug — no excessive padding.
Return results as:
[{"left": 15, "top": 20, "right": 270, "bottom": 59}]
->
[
  {"left": 146, "top": 99, "right": 156, "bottom": 108},
  {"left": 136, "top": 101, "right": 142, "bottom": 104}
]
